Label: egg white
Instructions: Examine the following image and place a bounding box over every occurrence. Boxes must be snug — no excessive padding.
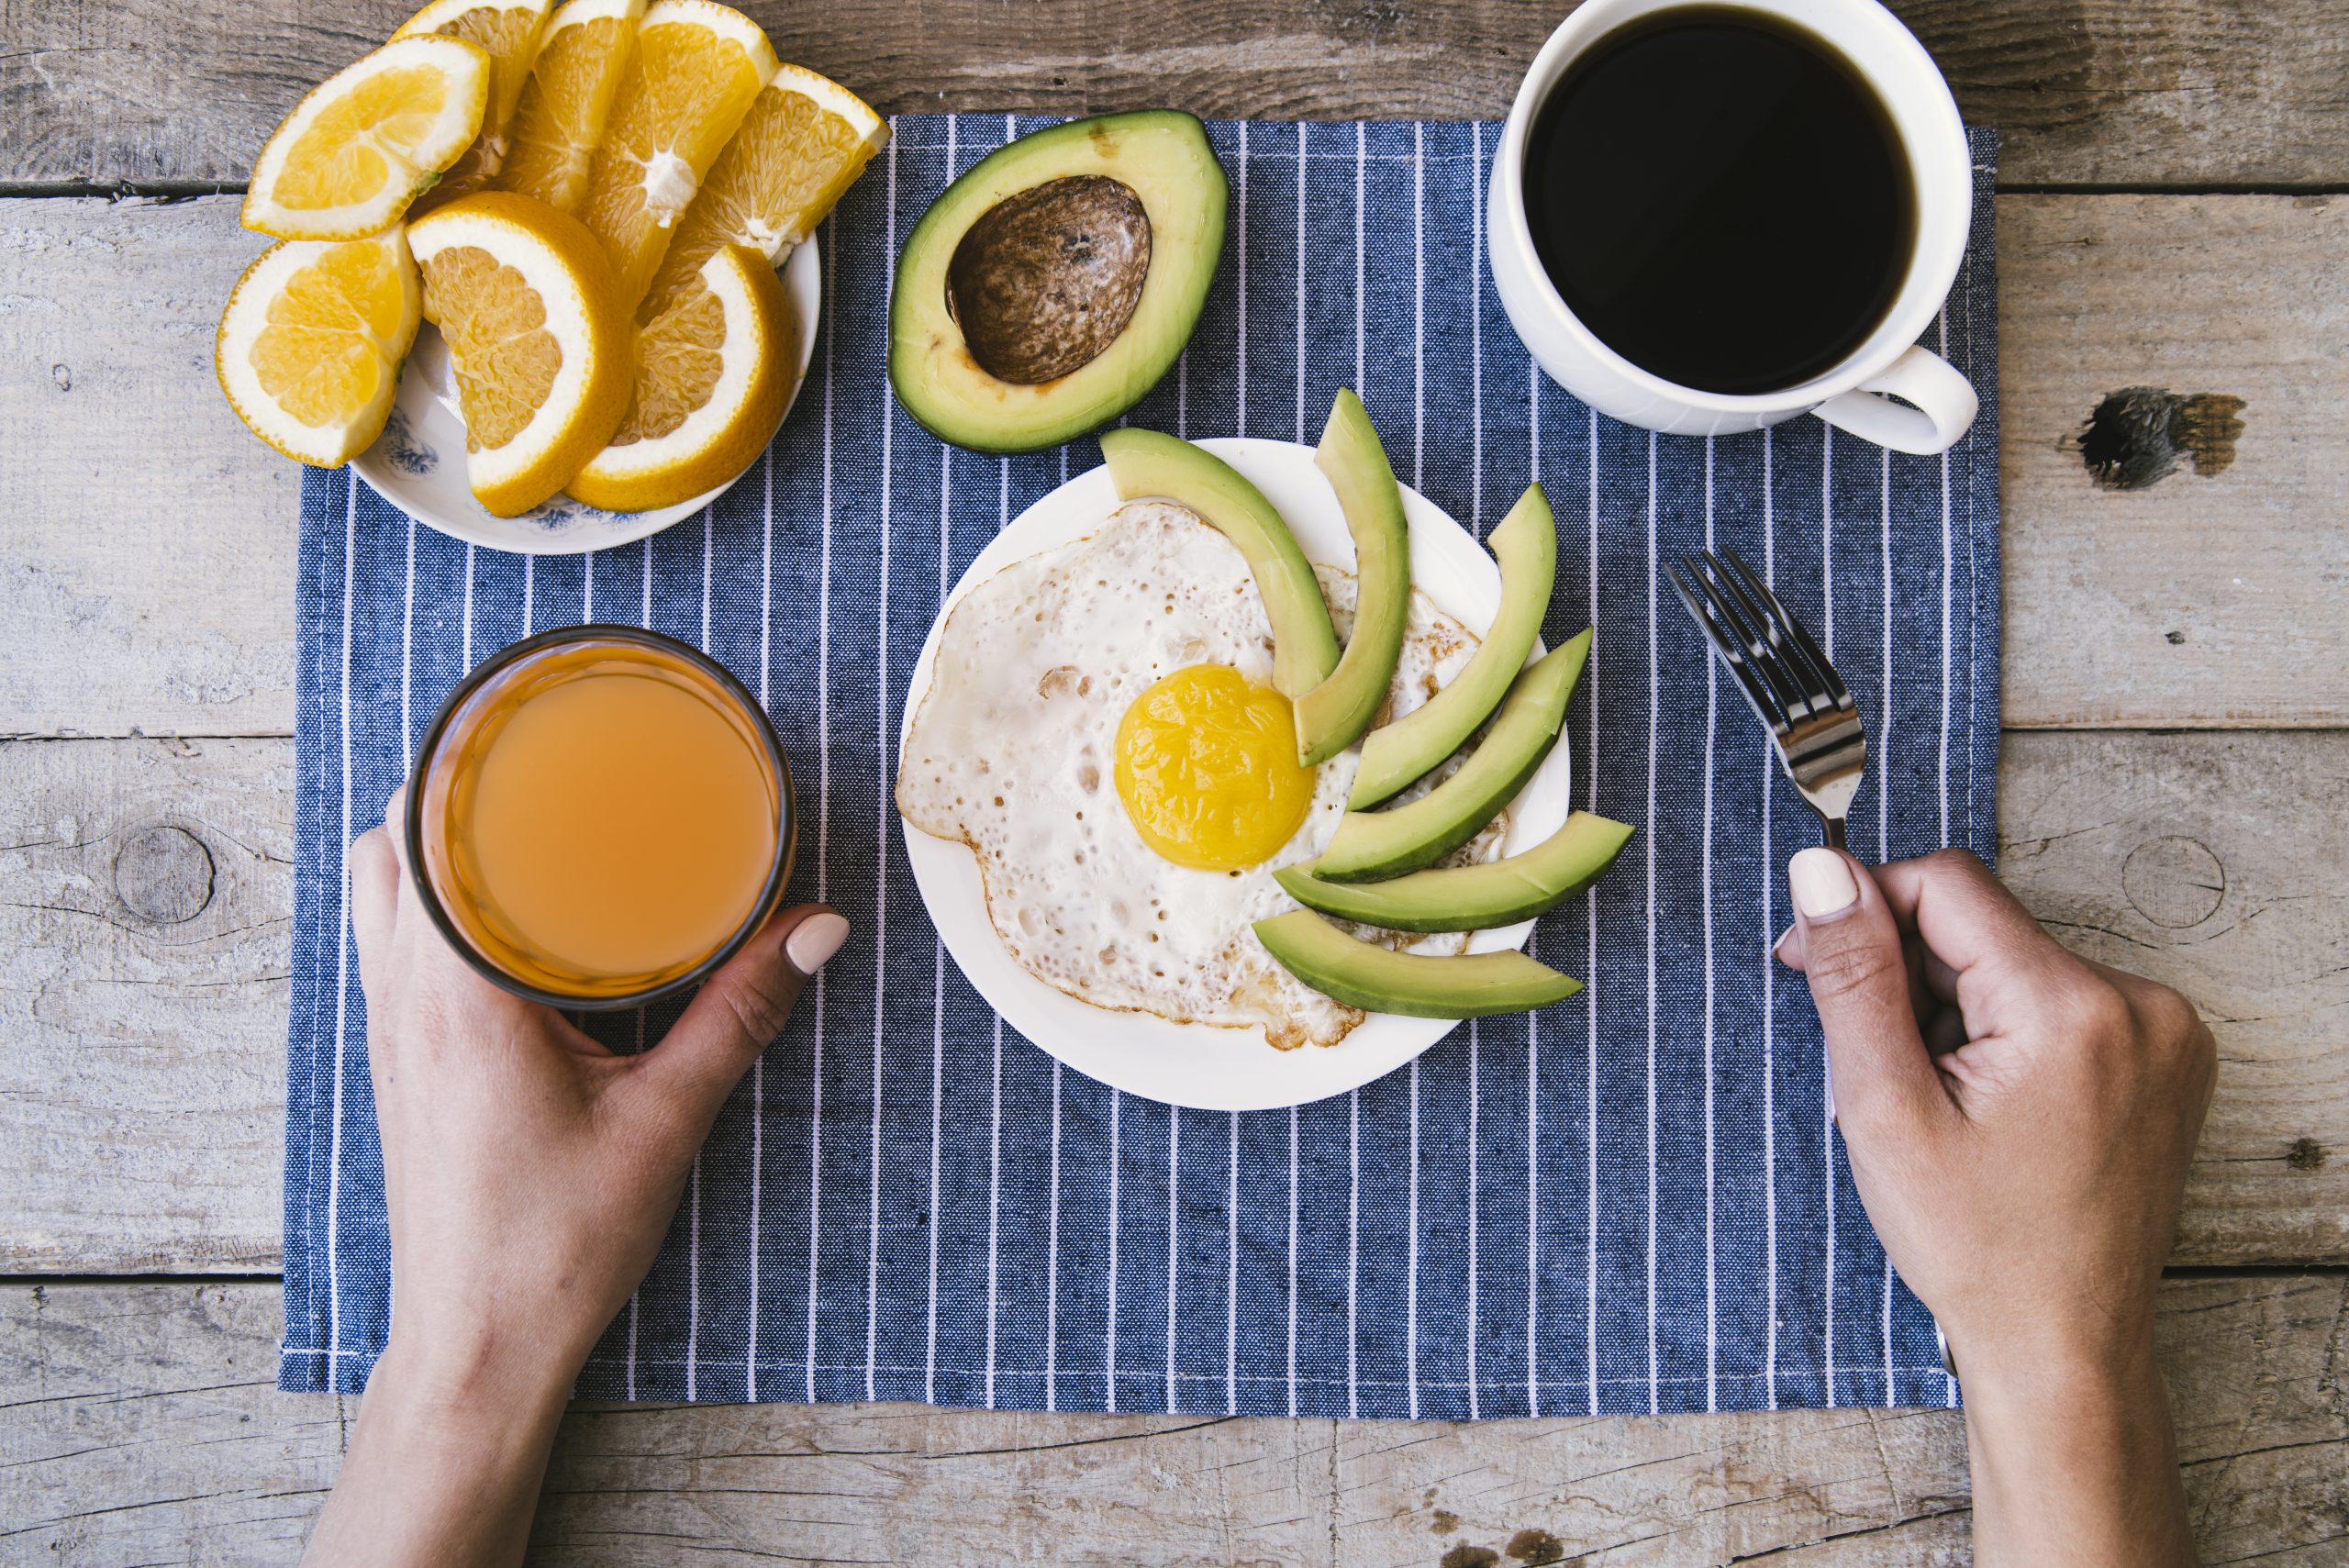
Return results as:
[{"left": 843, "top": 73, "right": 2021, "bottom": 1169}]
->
[{"left": 896, "top": 501, "right": 1500, "bottom": 1050}]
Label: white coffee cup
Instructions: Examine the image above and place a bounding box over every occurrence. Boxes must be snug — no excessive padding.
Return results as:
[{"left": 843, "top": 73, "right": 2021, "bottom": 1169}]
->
[{"left": 1486, "top": 0, "right": 1978, "bottom": 454}]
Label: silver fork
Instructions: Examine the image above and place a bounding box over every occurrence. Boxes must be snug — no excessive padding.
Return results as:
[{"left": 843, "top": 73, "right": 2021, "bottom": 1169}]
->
[{"left": 1669, "top": 548, "right": 1867, "bottom": 851}]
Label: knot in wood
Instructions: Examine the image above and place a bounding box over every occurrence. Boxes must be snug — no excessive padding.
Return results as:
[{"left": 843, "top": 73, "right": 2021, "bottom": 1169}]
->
[
  {"left": 2121, "top": 834, "right": 2224, "bottom": 929},
  {"left": 113, "top": 824, "right": 215, "bottom": 925}
]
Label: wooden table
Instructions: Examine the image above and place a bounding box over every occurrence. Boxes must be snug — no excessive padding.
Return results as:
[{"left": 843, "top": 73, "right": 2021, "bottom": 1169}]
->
[{"left": 4, "top": 3, "right": 2345, "bottom": 1562}]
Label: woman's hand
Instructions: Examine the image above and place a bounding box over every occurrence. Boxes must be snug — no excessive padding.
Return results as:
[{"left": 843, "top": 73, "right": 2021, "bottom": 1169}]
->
[
  {"left": 1777, "top": 846, "right": 2214, "bottom": 1567},
  {"left": 301, "top": 794, "right": 845, "bottom": 1568}
]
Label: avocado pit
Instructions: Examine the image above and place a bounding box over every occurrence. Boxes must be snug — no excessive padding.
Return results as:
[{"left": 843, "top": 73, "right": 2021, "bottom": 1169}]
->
[{"left": 946, "top": 175, "right": 1152, "bottom": 384}]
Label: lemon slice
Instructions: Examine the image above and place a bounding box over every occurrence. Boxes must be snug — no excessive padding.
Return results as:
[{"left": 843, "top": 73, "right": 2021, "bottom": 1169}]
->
[
  {"left": 568, "top": 245, "right": 795, "bottom": 511},
  {"left": 576, "top": 0, "right": 777, "bottom": 312},
  {"left": 393, "top": 0, "right": 556, "bottom": 207},
  {"left": 640, "top": 63, "right": 885, "bottom": 320},
  {"left": 242, "top": 35, "right": 492, "bottom": 240},
  {"left": 497, "top": 0, "right": 647, "bottom": 214},
  {"left": 407, "top": 191, "right": 633, "bottom": 515},
  {"left": 216, "top": 230, "right": 423, "bottom": 466}
]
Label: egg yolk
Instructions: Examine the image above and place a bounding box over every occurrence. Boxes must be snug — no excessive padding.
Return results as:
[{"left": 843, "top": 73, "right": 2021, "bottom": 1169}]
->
[{"left": 1114, "top": 664, "right": 1316, "bottom": 872}]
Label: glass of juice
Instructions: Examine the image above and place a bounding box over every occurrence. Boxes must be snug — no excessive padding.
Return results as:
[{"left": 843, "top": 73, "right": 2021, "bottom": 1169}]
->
[{"left": 406, "top": 626, "right": 796, "bottom": 1009}]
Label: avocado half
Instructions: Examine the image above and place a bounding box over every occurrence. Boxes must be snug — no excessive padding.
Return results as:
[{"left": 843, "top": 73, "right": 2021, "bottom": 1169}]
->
[{"left": 890, "top": 111, "right": 1228, "bottom": 453}]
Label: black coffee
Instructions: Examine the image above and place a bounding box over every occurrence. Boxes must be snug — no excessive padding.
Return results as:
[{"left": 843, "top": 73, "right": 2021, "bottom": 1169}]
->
[{"left": 1523, "top": 6, "right": 1914, "bottom": 395}]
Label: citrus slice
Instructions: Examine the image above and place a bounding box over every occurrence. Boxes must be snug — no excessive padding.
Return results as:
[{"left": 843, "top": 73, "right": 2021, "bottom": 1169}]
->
[
  {"left": 640, "top": 63, "right": 885, "bottom": 320},
  {"left": 392, "top": 0, "right": 556, "bottom": 207},
  {"left": 569, "top": 245, "right": 795, "bottom": 511},
  {"left": 575, "top": 0, "right": 777, "bottom": 312},
  {"left": 242, "top": 35, "right": 492, "bottom": 240},
  {"left": 407, "top": 191, "right": 633, "bottom": 515},
  {"left": 216, "top": 230, "right": 423, "bottom": 466},
  {"left": 497, "top": 0, "right": 647, "bottom": 214}
]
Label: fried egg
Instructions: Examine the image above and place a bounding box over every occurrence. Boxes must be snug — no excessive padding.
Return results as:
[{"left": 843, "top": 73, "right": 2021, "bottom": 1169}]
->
[{"left": 896, "top": 501, "right": 1501, "bottom": 1050}]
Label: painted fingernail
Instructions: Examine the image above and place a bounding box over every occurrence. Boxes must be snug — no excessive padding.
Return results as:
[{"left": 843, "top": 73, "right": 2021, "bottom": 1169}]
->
[
  {"left": 1788, "top": 848, "right": 1859, "bottom": 919},
  {"left": 785, "top": 911, "right": 850, "bottom": 974}
]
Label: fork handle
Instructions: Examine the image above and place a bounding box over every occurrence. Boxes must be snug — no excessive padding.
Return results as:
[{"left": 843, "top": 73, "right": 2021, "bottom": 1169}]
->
[{"left": 1821, "top": 816, "right": 1848, "bottom": 852}]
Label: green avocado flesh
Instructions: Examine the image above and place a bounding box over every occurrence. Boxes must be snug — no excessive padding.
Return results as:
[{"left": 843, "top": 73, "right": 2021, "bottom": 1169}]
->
[
  {"left": 1314, "top": 628, "right": 1591, "bottom": 883},
  {"left": 1277, "top": 810, "right": 1632, "bottom": 932},
  {"left": 1349, "top": 483, "right": 1557, "bottom": 808},
  {"left": 888, "top": 111, "right": 1228, "bottom": 453},
  {"left": 1293, "top": 390, "right": 1410, "bottom": 766},
  {"left": 1253, "top": 910, "right": 1582, "bottom": 1018},
  {"left": 1098, "top": 427, "right": 1341, "bottom": 699}
]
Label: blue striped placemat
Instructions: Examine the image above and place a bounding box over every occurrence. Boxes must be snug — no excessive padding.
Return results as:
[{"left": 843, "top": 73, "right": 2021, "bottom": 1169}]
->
[{"left": 282, "top": 117, "right": 2000, "bottom": 1417}]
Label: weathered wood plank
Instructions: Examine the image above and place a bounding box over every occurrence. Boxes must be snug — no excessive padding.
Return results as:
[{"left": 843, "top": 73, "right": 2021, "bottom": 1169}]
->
[
  {"left": 3, "top": 729, "right": 2341, "bottom": 1274},
  {"left": 4, "top": 192, "right": 2346, "bottom": 739},
  {"left": 7, "top": 0, "right": 2349, "bottom": 191},
  {"left": 3, "top": 1273, "right": 2343, "bottom": 1564},
  {"left": 1999, "top": 193, "right": 2349, "bottom": 728}
]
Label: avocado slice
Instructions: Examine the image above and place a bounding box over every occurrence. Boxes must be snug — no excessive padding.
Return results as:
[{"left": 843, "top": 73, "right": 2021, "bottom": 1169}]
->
[
  {"left": 1253, "top": 910, "right": 1582, "bottom": 1018},
  {"left": 1293, "top": 390, "right": 1410, "bottom": 766},
  {"left": 1276, "top": 810, "right": 1633, "bottom": 932},
  {"left": 1350, "top": 483, "right": 1557, "bottom": 808},
  {"left": 1099, "top": 427, "right": 1341, "bottom": 700},
  {"left": 1314, "top": 628, "right": 1591, "bottom": 883},
  {"left": 889, "top": 111, "right": 1228, "bottom": 453}
]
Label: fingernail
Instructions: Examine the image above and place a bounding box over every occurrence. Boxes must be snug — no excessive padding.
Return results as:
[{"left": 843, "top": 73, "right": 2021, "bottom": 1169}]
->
[
  {"left": 1770, "top": 925, "right": 1795, "bottom": 963},
  {"left": 1788, "top": 848, "right": 1859, "bottom": 919},
  {"left": 785, "top": 912, "right": 850, "bottom": 974}
]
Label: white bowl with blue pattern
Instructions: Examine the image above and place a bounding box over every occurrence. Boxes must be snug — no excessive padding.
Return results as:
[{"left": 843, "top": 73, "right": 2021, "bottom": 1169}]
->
[{"left": 351, "top": 238, "right": 820, "bottom": 556}]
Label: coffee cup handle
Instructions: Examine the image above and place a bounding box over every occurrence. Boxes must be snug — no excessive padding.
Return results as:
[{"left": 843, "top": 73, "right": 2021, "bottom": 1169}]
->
[{"left": 1809, "top": 345, "right": 1979, "bottom": 456}]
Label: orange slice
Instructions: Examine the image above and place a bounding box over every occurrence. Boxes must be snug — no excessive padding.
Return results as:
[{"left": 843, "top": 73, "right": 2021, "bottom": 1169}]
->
[
  {"left": 407, "top": 192, "right": 633, "bottom": 515},
  {"left": 497, "top": 0, "right": 647, "bottom": 214},
  {"left": 569, "top": 245, "right": 796, "bottom": 511},
  {"left": 640, "top": 62, "right": 885, "bottom": 320},
  {"left": 241, "top": 35, "right": 491, "bottom": 240},
  {"left": 393, "top": 0, "right": 556, "bottom": 208},
  {"left": 216, "top": 230, "right": 423, "bottom": 466},
  {"left": 574, "top": 0, "right": 777, "bottom": 312}
]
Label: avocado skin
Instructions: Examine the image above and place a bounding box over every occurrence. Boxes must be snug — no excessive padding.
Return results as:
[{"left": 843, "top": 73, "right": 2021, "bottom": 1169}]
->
[
  {"left": 1253, "top": 910, "right": 1582, "bottom": 1018},
  {"left": 1315, "top": 628, "right": 1592, "bottom": 883},
  {"left": 889, "top": 111, "right": 1227, "bottom": 453},
  {"left": 1351, "top": 483, "right": 1556, "bottom": 808},
  {"left": 1098, "top": 427, "right": 1341, "bottom": 699},
  {"left": 1276, "top": 810, "right": 1633, "bottom": 932},
  {"left": 1294, "top": 390, "right": 1410, "bottom": 765}
]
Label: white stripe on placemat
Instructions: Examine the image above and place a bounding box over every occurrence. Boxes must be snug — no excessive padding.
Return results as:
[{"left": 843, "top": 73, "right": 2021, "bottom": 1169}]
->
[
  {"left": 1355, "top": 120, "right": 1365, "bottom": 396},
  {"left": 1045, "top": 1057, "right": 1063, "bottom": 1411},
  {"left": 1703, "top": 436, "right": 1719, "bottom": 1414},
  {"left": 814, "top": 132, "right": 868, "bottom": 1407},
  {"left": 1408, "top": 1053, "right": 1422, "bottom": 1420},
  {"left": 1762, "top": 426, "right": 1779, "bottom": 1411},
  {"left": 1412, "top": 120, "right": 1425, "bottom": 488},
  {"left": 985, "top": 1013, "right": 1004, "bottom": 1404},
  {"left": 1880, "top": 437, "right": 1897, "bottom": 1402},
  {"left": 1226, "top": 1110, "right": 1240, "bottom": 1412},
  {"left": 1295, "top": 119, "right": 1307, "bottom": 450},
  {"left": 1581, "top": 393, "right": 1600, "bottom": 1421},
  {"left": 399, "top": 514, "right": 415, "bottom": 746},
  {"left": 462, "top": 542, "right": 476, "bottom": 666},
  {"left": 1105, "top": 1087, "right": 1122, "bottom": 1411},
  {"left": 1347, "top": 1089, "right": 1361, "bottom": 1418},
  {"left": 1644, "top": 428, "right": 1659, "bottom": 1413},
  {"left": 1236, "top": 122, "right": 1249, "bottom": 435},
  {"left": 685, "top": 517, "right": 711, "bottom": 1401},
  {"left": 1466, "top": 1023, "right": 1480, "bottom": 1418},
  {"left": 749, "top": 448, "right": 774, "bottom": 1399},
  {"left": 324, "top": 475, "right": 357, "bottom": 1377},
  {"left": 1286, "top": 1105, "right": 1299, "bottom": 1418},
  {"left": 1164, "top": 1106, "right": 1181, "bottom": 1410},
  {"left": 1821, "top": 419, "right": 1836, "bottom": 1407}
]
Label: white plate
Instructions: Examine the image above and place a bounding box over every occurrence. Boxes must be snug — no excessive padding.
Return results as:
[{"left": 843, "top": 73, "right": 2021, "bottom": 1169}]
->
[
  {"left": 351, "top": 238, "right": 821, "bottom": 555},
  {"left": 898, "top": 437, "right": 1570, "bottom": 1113}
]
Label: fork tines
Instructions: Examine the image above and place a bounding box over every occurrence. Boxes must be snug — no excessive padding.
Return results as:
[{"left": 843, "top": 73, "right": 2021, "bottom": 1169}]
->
[{"left": 1668, "top": 548, "right": 1855, "bottom": 735}]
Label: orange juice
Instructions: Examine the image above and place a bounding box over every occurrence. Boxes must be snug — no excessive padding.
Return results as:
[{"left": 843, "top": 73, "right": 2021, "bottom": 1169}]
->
[{"left": 412, "top": 628, "right": 793, "bottom": 1005}]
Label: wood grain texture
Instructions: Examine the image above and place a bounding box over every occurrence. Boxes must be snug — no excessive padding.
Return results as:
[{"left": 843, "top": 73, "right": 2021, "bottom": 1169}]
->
[
  {"left": 1999, "top": 193, "right": 2349, "bottom": 728},
  {"left": 3, "top": 729, "right": 2341, "bottom": 1273},
  {"left": 4, "top": 1273, "right": 2344, "bottom": 1565},
  {"left": 4, "top": 193, "right": 2346, "bottom": 740},
  {"left": 6, "top": 0, "right": 2349, "bottom": 190}
]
